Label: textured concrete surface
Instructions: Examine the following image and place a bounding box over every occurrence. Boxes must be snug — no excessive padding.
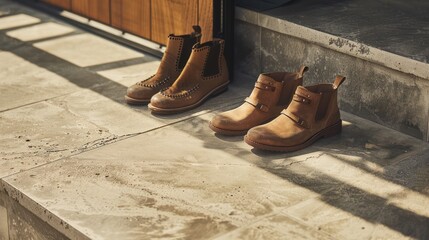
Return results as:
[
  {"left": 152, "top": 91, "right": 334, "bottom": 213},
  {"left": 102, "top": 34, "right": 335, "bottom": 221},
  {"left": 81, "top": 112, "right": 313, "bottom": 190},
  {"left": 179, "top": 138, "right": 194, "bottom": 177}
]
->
[
  {"left": 0, "top": 0, "right": 429, "bottom": 239},
  {"left": 0, "top": 13, "right": 40, "bottom": 30},
  {"left": 234, "top": 8, "right": 429, "bottom": 142},
  {"left": 2, "top": 111, "right": 429, "bottom": 239},
  {"left": 6, "top": 22, "right": 75, "bottom": 42},
  {"left": 33, "top": 34, "right": 144, "bottom": 67}
]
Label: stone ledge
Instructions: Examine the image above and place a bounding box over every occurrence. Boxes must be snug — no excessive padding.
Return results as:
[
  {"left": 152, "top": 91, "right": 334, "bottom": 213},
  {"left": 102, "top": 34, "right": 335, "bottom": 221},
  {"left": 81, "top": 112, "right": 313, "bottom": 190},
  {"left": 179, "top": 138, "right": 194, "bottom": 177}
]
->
[
  {"left": 235, "top": 7, "right": 429, "bottom": 81},
  {"left": 0, "top": 181, "right": 71, "bottom": 240}
]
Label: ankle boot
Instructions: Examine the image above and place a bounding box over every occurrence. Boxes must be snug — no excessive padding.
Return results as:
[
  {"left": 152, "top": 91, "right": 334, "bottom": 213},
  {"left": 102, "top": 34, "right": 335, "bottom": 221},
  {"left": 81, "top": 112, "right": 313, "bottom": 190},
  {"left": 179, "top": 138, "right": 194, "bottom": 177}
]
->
[
  {"left": 245, "top": 75, "right": 346, "bottom": 152},
  {"left": 125, "top": 26, "right": 202, "bottom": 104},
  {"left": 148, "top": 39, "right": 229, "bottom": 114},
  {"left": 209, "top": 66, "right": 308, "bottom": 135}
]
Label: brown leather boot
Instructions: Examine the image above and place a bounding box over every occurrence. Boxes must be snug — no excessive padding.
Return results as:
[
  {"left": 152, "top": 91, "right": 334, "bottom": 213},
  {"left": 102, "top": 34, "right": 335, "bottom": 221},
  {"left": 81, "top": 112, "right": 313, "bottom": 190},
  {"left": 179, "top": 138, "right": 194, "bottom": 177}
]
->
[
  {"left": 245, "top": 75, "right": 346, "bottom": 152},
  {"left": 209, "top": 66, "right": 308, "bottom": 135},
  {"left": 148, "top": 39, "right": 229, "bottom": 114},
  {"left": 125, "top": 26, "right": 202, "bottom": 104}
]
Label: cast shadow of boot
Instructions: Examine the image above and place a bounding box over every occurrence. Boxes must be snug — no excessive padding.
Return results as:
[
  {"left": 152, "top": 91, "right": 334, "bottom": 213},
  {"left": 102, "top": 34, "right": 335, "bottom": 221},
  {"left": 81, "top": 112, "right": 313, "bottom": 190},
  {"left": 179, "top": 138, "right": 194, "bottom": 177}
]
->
[
  {"left": 249, "top": 125, "right": 345, "bottom": 159},
  {"left": 214, "top": 133, "right": 244, "bottom": 143}
]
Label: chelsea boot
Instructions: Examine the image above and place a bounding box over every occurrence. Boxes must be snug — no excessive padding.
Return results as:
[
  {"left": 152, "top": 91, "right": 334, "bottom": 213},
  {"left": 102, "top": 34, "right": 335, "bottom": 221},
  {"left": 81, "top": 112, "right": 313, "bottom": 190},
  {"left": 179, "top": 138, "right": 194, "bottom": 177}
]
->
[
  {"left": 125, "top": 26, "right": 202, "bottom": 104},
  {"left": 148, "top": 39, "right": 229, "bottom": 114},
  {"left": 209, "top": 66, "right": 308, "bottom": 135},
  {"left": 245, "top": 75, "right": 346, "bottom": 152}
]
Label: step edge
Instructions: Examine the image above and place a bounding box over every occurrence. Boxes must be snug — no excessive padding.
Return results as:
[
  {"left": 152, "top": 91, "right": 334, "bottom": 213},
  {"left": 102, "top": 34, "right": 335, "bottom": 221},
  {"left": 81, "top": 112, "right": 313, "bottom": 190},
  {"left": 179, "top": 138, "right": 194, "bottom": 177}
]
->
[
  {"left": 235, "top": 7, "right": 429, "bottom": 81},
  {"left": 0, "top": 179, "right": 91, "bottom": 240}
]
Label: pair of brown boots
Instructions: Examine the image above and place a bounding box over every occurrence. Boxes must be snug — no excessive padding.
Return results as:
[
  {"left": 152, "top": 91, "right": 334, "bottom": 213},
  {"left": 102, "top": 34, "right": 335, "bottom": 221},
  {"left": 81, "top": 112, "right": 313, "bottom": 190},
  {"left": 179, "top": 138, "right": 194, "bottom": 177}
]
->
[
  {"left": 125, "top": 26, "right": 229, "bottom": 114},
  {"left": 210, "top": 66, "right": 346, "bottom": 152}
]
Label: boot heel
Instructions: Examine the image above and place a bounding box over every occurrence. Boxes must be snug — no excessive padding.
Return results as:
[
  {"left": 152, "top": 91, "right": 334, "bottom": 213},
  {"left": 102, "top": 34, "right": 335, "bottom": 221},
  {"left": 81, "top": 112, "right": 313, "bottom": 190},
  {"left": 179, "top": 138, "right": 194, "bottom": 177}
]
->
[{"left": 323, "top": 121, "right": 342, "bottom": 138}]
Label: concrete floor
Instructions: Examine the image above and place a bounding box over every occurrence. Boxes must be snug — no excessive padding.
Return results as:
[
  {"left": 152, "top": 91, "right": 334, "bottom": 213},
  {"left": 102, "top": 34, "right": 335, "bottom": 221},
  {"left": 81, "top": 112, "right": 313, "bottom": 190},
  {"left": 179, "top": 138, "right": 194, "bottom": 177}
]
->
[{"left": 0, "top": 0, "right": 429, "bottom": 239}]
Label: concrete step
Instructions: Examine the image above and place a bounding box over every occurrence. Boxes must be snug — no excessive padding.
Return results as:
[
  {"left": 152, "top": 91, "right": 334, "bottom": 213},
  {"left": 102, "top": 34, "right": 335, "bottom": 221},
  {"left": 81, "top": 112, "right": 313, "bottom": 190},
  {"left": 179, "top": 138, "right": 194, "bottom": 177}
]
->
[{"left": 233, "top": 4, "right": 429, "bottom": 142}]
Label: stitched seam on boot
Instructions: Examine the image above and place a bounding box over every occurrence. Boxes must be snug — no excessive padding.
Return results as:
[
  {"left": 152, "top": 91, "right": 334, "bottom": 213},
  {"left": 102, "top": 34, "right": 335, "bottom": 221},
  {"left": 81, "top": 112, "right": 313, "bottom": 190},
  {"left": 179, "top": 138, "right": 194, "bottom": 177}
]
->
[
  {"left": 175, "top": 38, "right": 184, "bottom": 72},
  {"left": 160, "top": 84, "right": 201, "bottom": 98},
  {"left": 177, "top": 37, "right": 196, "bottom": 71},
  {"left": 142, "top": 76, "right": 170, "bottom": 88}
]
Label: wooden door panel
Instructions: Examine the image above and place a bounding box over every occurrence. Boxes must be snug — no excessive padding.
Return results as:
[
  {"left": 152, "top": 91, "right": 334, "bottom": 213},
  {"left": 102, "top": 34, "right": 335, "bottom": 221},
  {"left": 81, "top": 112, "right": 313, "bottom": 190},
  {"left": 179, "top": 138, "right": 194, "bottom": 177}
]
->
[
  {"left": 71, "top": 0, "right": 88, "bottom": 16},
  {"left": 43, "top": 0, "right": 216, "bottom": 47},
  {"left": 151, "top": 0, "right": 198, "bottom": 45},
  {"left": 71, "top": 0, "right": 110, "bottom": 25},
  {"left": 41, "top": 0, "right": 71, "bottom": 10},
  {"left": 111, "top": 0, "right": 151, "bottom": 39},
  {"left": 110, "top": 0, "right": 122, "bottom": 29},
  {"left": 88, "top": 0, "right": 110, "bottom": 25},
  {"left": 198, "top": 0, "right": 214, "bottom": 42}
]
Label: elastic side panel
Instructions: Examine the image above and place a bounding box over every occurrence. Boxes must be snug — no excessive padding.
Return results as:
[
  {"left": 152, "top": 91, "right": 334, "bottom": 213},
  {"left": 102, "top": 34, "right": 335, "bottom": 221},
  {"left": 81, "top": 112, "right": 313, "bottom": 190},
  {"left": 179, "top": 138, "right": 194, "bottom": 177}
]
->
[
  {"left": 278, "top": 76, "right": 301, "bottom": 106},
  {"left": 203, "top": 43, "right": 221, "bottom": 77},
  {"left": 178, "top": 37, "right": 196, "bottom": 70},
  {"left": 315, "top": 92, "right": 332, "bottom": 120},
  {"left": 278, "top": 82, "right": 295, "bottom": 106}
]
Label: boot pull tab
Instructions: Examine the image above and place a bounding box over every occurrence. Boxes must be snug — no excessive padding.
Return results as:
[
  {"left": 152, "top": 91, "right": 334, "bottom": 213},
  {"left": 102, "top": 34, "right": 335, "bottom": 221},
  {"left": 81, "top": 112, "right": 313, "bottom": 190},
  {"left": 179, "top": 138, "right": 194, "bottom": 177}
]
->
[
  {"left": 192, "top": 25, "right": 202, "bottom": 42},
  {"left": 298, "top": 65, "right": 309, "bottom": 77},
  {"left": 333, "top": 75, "right": 346, "bottom": 89}
]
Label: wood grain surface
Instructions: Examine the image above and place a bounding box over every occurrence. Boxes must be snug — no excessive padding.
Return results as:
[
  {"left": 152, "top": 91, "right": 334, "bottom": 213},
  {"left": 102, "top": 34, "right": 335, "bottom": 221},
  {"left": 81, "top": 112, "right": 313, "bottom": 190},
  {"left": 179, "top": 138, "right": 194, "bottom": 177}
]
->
[
  {"left": 72, "top": 0, "right": 110, "bottom": 25},
  {"left": 111, "top": 0, "right": 151, "bottom": 39},
  {"left": 42, "top": 0, "right": 217, "bottom": 46},
  {"left": 41, "top": 0, "right": 71, "bottom": 10},
  {"left": 151, "top": 0, "right": 198, "bottom": 44}
]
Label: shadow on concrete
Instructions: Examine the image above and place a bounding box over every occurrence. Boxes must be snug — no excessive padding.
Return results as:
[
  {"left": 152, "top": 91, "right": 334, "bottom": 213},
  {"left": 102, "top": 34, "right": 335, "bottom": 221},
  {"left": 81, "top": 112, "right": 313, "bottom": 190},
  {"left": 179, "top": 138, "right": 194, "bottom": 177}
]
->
[
  {"left": 191, "top": 116, "right": 429, "bottom": 239},
  {"left": 0, "top": 22, "right": 155, "bottom": 110}
]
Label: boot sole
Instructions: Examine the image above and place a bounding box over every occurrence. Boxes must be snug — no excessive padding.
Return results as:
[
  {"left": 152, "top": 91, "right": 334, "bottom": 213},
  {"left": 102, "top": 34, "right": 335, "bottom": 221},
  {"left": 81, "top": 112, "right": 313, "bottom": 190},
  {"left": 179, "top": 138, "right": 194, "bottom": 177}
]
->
[
  {"left": 148, "top": 81, "right": 229, "bottom": 115},
  {"left": 244, "top": 120, "right": 342, "bottom": 152},
  {"left": 124, "top": 95, "right": 151, "bottom": 105},
  {"left": 208, "top": 116, "right": 278, "bottom": 136},
  {"left": 208, "top": 122, "right": 249, "bottom": 136}
]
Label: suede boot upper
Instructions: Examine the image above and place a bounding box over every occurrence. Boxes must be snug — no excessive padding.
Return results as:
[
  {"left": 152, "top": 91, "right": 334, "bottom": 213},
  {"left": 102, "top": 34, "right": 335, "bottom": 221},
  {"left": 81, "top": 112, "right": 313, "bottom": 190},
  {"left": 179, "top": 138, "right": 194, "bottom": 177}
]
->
[
  {"left": 126, "top": 26, "right": 201, "bottom": 104},
  {"left": 209, "top": 66, "right": 308, "bottom": 135},
  {"left": 245, "top": 75, "right": 346, "bottom": 151},
  {"left": 149, "top": 39, "right": 229, "bottom": 113}
]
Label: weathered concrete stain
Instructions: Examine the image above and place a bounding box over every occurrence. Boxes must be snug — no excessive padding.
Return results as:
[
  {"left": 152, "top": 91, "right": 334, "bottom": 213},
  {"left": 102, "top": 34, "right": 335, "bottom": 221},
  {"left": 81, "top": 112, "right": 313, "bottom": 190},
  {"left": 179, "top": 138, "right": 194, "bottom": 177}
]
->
[{"left": 328, "top": 37, "right": 370, "bottom": 55}]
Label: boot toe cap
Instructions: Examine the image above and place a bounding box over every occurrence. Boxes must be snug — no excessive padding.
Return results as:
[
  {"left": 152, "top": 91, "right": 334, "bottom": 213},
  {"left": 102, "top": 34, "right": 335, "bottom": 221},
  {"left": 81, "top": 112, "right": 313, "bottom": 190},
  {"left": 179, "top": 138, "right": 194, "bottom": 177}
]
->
[
  {"left": 211, "top": 114, "right": 234, "bottom": 129},
  {"left": 246, "top": 125, "right": 282, "bottom": 146},
  {"left": 213, "top": 113, "right": 259, "bottom": 131},
  {"left": 150, "top": 93, "right": 173, "bottom": 109},
  {"left": 127, "top": 84, "right": 157, "bottom": 100}
]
